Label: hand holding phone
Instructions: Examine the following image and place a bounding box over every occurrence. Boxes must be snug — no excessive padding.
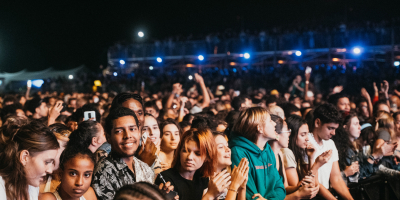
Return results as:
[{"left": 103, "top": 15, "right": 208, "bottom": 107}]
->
[{"left": 84, "top": 111, "right": 96, "bottom": 121}]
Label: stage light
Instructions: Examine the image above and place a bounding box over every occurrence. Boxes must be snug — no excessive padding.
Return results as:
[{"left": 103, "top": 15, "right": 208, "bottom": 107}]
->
[
  {"left": 353, "top": 47, "right": 361, "bottom": 55},
  {"left": 156, "top": 57, "right": 162, "bottom": 63},
  {"left": 32, "top": 79, "right": 44, "bottom": 88},
  {"left": 149, "top": 66, "right": 154, "bottom": 70},
  {"left": 188, "top": 75, "right": 193, "bottom": 80},
  {"left": 198, "top": 55, "right": 204, "bottom": 61},
  {"left": 138, "top": 31, "right": 144, "bottom": 38},
  {"left": 395, "top": 61, "right": 400, "bottom": 67},
  {"left": 295, "top": 51, "right": 302, "bottom": 56},
  {"left": 119, "top": 60, "right": 125, "bottom": 65},
  {"left": 68, "top": 75, "right": 73, "bottom": 79},
  {"left": 113, "top": 72, "right": 118, "bottom": 76},
  {"left": 244, "top": 53, "right": 250, "bottom": 59}
]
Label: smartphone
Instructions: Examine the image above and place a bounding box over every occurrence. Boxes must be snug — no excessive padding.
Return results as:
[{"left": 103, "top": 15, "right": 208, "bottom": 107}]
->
[
  {"left": 60, "top": 103, "right": 67, "bottom": 113},
  {"left": 305, "top": 66, "right": 312, "bottom": 74},
  {"left": 27, "top": 80, "right": 32, "bottom": 87},
  {"left": 84, "top": 111, "right": 96, "bottom": 121},
  {"left": 140, "top": 130, "right": 149, "bottom": 147}
]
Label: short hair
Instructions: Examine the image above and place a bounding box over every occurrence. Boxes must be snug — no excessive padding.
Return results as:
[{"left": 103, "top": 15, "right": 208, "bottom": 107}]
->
[
  {"left": 270, "top": 114, "right": 284, "bottom": 133},
  {"left": 160, "top": 118, "right": 182, "bottom": 137},
  {"left": 172, "top": 128, "right": 216, "bottom": 177},
  {"left": 111, "top": 92, "right": 143, "bottom": 109},
  {"left": 104, "top": 107, "right": 139, "bottom": 137},
  {"left": 231, "top": 96, "right": 246, "bottom": 111},
  {"left": 24, "top": 97, "right": 43, "bottom": 114},
  {"left": 312, "top": 104, "right": 342, "bottom": 127},
  {"left": 327, "top": 92, "right": 349, "bottom": 107},
  {"left": 114, "top": 182, "right": 166, "bottom": 200},
  {"left": 67, "top": 120, "right": 101, "bottom": 149},
  {"left": 144, "top": 100, "right": 159, "bottom": 113},
  {"left": 268, "top": 105, "right": 285, "bottom": 120},
  {"left": 0, "top": 104, "right": 23, "bottom": 122},
  {"left": 232, "top": 107, "right": 269, "bottom": 143},
  {"left": 266, "top": 95, "right": 278, "bottom": 105},
  {"left": 280, "top": 103, "right": 300, "bottom": 119}
]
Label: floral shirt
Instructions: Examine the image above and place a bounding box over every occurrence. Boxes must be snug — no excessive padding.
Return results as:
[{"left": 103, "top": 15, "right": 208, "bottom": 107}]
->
[{"left": 91, "top": 152, "right": 155, "bottom": 200}]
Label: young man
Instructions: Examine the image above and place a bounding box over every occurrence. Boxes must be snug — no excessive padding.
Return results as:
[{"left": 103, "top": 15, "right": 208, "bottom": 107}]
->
[
  {"left": 91, "top": 107, "right": 154, "bottom": 200},
  {"left": 309, "top": 104, "right": 353, "bottom": 200},
  {"left": 25, "top": 97, "right": 49, "bottom": 119},
  {"left": 328, "top": 92, "right": 351, "bottom": 113}
]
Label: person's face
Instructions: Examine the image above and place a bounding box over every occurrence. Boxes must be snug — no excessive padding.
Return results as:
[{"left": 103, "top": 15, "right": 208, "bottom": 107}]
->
[
  {"left": 296, "top": 124, "right": 309, "bottom": 149},
  {"left": 277, "top": 123, "right": 290, "bottom": 148},
  {"left": 59, "top": 156, "right": 94, "bottom": 199},
  {"left": 359, "top": 102, "right": 369, "bottom": 118},
  {"left": 161, "top": 124, "right": 180, "bottom": 151},
  {"left": 69, "top": 100, "right": 77, "bottom": 109},
  {"left": 347, "top": 116, "right": 361, "bottom": 140},
  {"left": 215, "top": 135, "right": 231, "bottom": 168},
  {"left": 16, "top": 109, "right": 26, "bottom": 118},
  {"left": 337, "top": 97, "right": 350, "bottom": 112},
  {"left": 179, "top": 140, "right": 205, "bottom": 173},
  {"left": 48, "top": 98, "right": 56, "bottom": 107},
  {"left": 395, "top": 114, "right": 400, "bottom": 135},
  {"left": 302, "top": 102, "right": 311, "bottom": 108},
  {"left": 245, "top": 98, "right": 252, "bottom": 108},
  {"left": 260, "top": 113, "right": 277, "bottom": 140},
  {"left": 145, "top": 107, "right": 159, "bottom": 118},
  {"left": 24, "top": 149, "right": 58, "bottom": 187},
  {"left": 122, "top": 99, "right": 144, "bottom": 128},
  {"left": 38, "top": 102, "right": 49, "bottom": 117},
  {"left": 108, "top": 116, "right": 140, "bottom": 157},
  {"left": 378, "top": 104, "right": 390, "bottom": 113},
  {"left": 19, "top": 96, "right": 27, "bottom": 105},
  {"left": 295, "top": 75, "right": 302, "bottom": 83},
  {"left": 315, "top": 121, "right": 339, "bottom": 140},
  {"left": 143, "top": 116, "right": 161, "bottom": 147}
]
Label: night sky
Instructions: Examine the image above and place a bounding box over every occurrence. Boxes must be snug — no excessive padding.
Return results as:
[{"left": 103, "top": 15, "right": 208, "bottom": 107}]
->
[{"left": 0, "top": 0, "right": 399, "bottom": 72}]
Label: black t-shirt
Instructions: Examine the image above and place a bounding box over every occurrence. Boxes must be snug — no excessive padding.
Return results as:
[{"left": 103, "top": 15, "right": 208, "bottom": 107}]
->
[{"left": 155, "top": 168, "right": 209, "bottom": 200}]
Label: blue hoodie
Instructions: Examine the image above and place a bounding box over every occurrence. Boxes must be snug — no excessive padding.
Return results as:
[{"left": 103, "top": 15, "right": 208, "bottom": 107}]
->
[{"left": 229, "top": 132, "right": 286, "bottom": 200}]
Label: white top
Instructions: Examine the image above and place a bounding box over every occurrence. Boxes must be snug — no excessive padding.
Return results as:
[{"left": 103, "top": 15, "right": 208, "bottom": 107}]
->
[
  {"left": 0, "top": 176, "right": 40, "bottom": 200},
  {"left": 308, "top": 133, "right": 339, "bottom": 189},
  {"left": 53, "top": 190, "right": 86, "bottom": 200}
]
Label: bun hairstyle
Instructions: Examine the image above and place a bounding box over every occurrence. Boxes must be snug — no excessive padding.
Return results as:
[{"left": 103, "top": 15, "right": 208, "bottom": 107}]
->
[
  {"left": 0, "top": 122, "right": 59, "bottom": 200},
  {"left": 114, "top": 182, "right": 166, "bottom": 200}
]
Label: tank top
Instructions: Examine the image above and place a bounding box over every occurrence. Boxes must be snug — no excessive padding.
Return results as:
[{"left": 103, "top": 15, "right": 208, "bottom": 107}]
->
[{"left": 53, "top": 190, "right": 86, "bottom": 200}]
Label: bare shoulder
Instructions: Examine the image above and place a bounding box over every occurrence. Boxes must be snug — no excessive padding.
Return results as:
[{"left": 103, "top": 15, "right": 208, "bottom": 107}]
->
[
  {"left": 39, "top": 192, "right": 57, "bottom": 200},
  {"left": 83, "top": 187, "right": 97, "bottom": 200}
]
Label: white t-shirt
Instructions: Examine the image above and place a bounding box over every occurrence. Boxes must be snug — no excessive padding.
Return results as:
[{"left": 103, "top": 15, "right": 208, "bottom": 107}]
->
[
  {"left": 0, "top": 176, "right": 40, "bottom": 200},
  {"left": 308, "top": 133, "right": 339, "bottom": 189}
]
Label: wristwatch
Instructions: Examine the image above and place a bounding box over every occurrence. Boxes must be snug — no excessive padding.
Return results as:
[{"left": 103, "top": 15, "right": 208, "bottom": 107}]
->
[{"left": 369, "top": 155, "right": 377, "bottom": 161}]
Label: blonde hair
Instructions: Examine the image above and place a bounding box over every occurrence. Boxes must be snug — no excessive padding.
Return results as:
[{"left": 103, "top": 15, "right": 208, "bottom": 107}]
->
[{"left": 232, "top": 107, "right": 269, "bottom": 143}]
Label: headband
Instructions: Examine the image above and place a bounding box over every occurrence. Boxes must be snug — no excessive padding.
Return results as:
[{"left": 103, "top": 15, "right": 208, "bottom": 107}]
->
[{"left": 361, "top": 123, "right": 372, "bottom": 131}]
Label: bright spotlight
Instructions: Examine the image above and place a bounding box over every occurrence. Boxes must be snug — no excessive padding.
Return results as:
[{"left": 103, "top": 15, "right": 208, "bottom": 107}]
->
[
  {"left": 138, "top": 31, "right": 144, "bottom": 38},
  {"left": 395, "top": 61, "right": 400, "bottom": 67},
  {"left": 32, "top": 79, "right": 44, "bottom": 88},
  {"left": 149, "top": 66, "right": 154, "bottom": 70},
  {"left": 295, "top": 51, "right": 302, "bottom": 56},
  {"left": 188, "top": 75, "right": 193, "bottom": 80},
  {"left": 113, "top": 72, "right": 118, "bottom": 76},
  {"left": 244, "top": 53, "right": 250, "bottom": 59},
  {"left": 353, "top": 47, "right": 361, "bottom": 54},
  {"left": 156, "top": 57, "right": 162, "bottom": 63},
  {"left": 68, "top": 75, "right": 73, "bottom": 79},
  {"left": 119, "top": 60, "right": 125, "bottom": 65},
  {"left": 198, "top": 55, "right": 204, "bottom": 61}
]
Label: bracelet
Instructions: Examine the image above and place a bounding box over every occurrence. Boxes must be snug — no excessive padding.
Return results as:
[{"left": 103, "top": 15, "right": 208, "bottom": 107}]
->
[{"left": 228, "top": 188, "right": 238, "bottom": 193}]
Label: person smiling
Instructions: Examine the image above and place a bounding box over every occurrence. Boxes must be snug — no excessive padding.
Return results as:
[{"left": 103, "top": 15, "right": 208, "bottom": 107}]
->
[
  {"left": 155, "top": 128, "right": 216, "bottom": 200},
  {"left": 0, "top": 122, "right": 60, "bottom": 200},
  {"left": 39, "top": 147, "right": 97, "bottom": 200},
  {"left": 91, "top": 107, "right": 155, "bottom": 200},
  {"left": 229, "top": 107, "right": 285, "bottom": 200}
]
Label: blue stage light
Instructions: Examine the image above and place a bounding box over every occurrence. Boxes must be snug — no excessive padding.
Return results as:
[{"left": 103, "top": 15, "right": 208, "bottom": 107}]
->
[
  {"left": 156, "top": 57, "right": 162, "bottom": 63},
  {"left": 244, "top": 53, "right": 250, "bottom": 59},
  {"left": 32, "top": 79, "right": 44, "bottom": 88},
  {"left": 198, "top": 55, "right": 204, "bottom": 61},
  {"left": 295, "top": 51, "right": 302, "bottom": 56},
  {"left": 353, "top": 47, "right": 361, "bottom": 55},
  {"left": 119, "top": 60, "right": 125, "bottom": 65},
  {"left": 113, "top": 72, "right": 118, "bottom": 76},
  {"left": 394, "top": 61, "right": 400, "bottom": 67}
]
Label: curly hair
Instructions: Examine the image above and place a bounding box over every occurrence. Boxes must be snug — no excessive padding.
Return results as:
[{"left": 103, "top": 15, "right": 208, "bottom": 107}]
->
[
  {"left": 312, "top": 103, "right": 342, "bottom": 129},
  {"left": 114, "top": 182, "right": 166, "bottom": 200}
]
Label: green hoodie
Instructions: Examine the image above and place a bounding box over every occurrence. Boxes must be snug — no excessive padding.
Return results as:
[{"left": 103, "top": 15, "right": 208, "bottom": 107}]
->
[{"left": 229, "top": 132, "right": 286, "bottom": 200}]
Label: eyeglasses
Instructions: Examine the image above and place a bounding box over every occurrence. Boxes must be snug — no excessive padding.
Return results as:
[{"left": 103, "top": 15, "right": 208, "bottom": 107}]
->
[{"left": 280, "top": 129, "right": 292, "bottom": 134}]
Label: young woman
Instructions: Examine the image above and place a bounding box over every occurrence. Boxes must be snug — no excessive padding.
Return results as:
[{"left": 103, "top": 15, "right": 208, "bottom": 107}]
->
[
  {"left": 283, "top": 115, "right": 333, "bottom": 199},
  {"left": 143, "top": 113, "right": 161, "bottom": 150},
  {"left": 0, "top": 122, "right": 60, "bottom": 200},
  {"left": 155, "top": 128, "right": 217, "bottom": 200},
  {"left": 269, "top": 115, "right": 320, "bottom": 199},
  {"left": 229, "top": 107, "right": 285, "bottom": 200},
  {"left": 40, "top": 146, "right": 97, "bottom": 200},
  {"left": 158, "top": 119, "right": 182, "bottom": 173},
  {"left": 209, "top": 132, "right": 249, "bottom": 200}
]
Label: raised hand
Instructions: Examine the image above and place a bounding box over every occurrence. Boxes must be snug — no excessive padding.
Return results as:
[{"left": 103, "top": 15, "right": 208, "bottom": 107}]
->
[
  {"left": 172, "top": 83, "right": 183, "bottom": 95},
  {"left": 230, "top": 158, "right": 249, "bottom": 191},
  {"left": 206, "top": 169, "right": 231, "bottom": 198},
  {"left": 314, "top": 149, "right": 332, "bottom": 169},
  {"left": 48, "top": 101, "right": 63, "bottom": 125},
  {"left": 297, "top": 183, "right": 320, "bottom": 199},
  {"left": 194, "top": 73, "right": 204, "bottom": 84},
  {"left": 361, "top": 88, "right": 371, "bottom": 100},
  {"left": 380, "top": 80, "right": 389, "bottom": 94},
  {"left": 159, "top": 181, "right": 179, "bottom": 199},
  {"left": 305, "top": 143, "right": 316, "bottom": 158},
  {"left": 137, "top": 137, "right": 158, "bottom": 167},
  {"left": 344, "top": 162, "right": 359, "bottom": 177}
]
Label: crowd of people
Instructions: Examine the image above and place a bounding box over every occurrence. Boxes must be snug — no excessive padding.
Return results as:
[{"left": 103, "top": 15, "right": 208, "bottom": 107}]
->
[
  {"left": 108, "top": 18, "right": 400, "bottom": 58},
  {"left": 1, "top": 67, "right": 400, "bottom": 200}
]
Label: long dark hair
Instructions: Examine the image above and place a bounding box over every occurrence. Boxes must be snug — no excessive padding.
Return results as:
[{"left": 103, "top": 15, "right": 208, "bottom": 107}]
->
[
  {"left": 0, "top": 122, "right": 59, "bottom": 200},
  {"left": 286, "top": 115, "right": 308, "bottom": 179}
]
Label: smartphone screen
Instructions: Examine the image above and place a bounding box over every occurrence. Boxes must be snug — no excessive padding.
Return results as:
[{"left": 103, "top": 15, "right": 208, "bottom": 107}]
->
[{"left": 84, "top": 111, "right": 96, "bottom": 121}]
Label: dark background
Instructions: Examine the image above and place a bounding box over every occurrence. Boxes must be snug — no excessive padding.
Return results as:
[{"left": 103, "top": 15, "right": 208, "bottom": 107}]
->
[{"left": 0, "top": 0, "right": 399, "bottom": 72}]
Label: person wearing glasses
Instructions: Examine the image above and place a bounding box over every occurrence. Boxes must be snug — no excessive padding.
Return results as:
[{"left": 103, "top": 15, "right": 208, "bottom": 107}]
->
[{"left": 269, "top": 115, "right": 320, "bottom": 199}]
